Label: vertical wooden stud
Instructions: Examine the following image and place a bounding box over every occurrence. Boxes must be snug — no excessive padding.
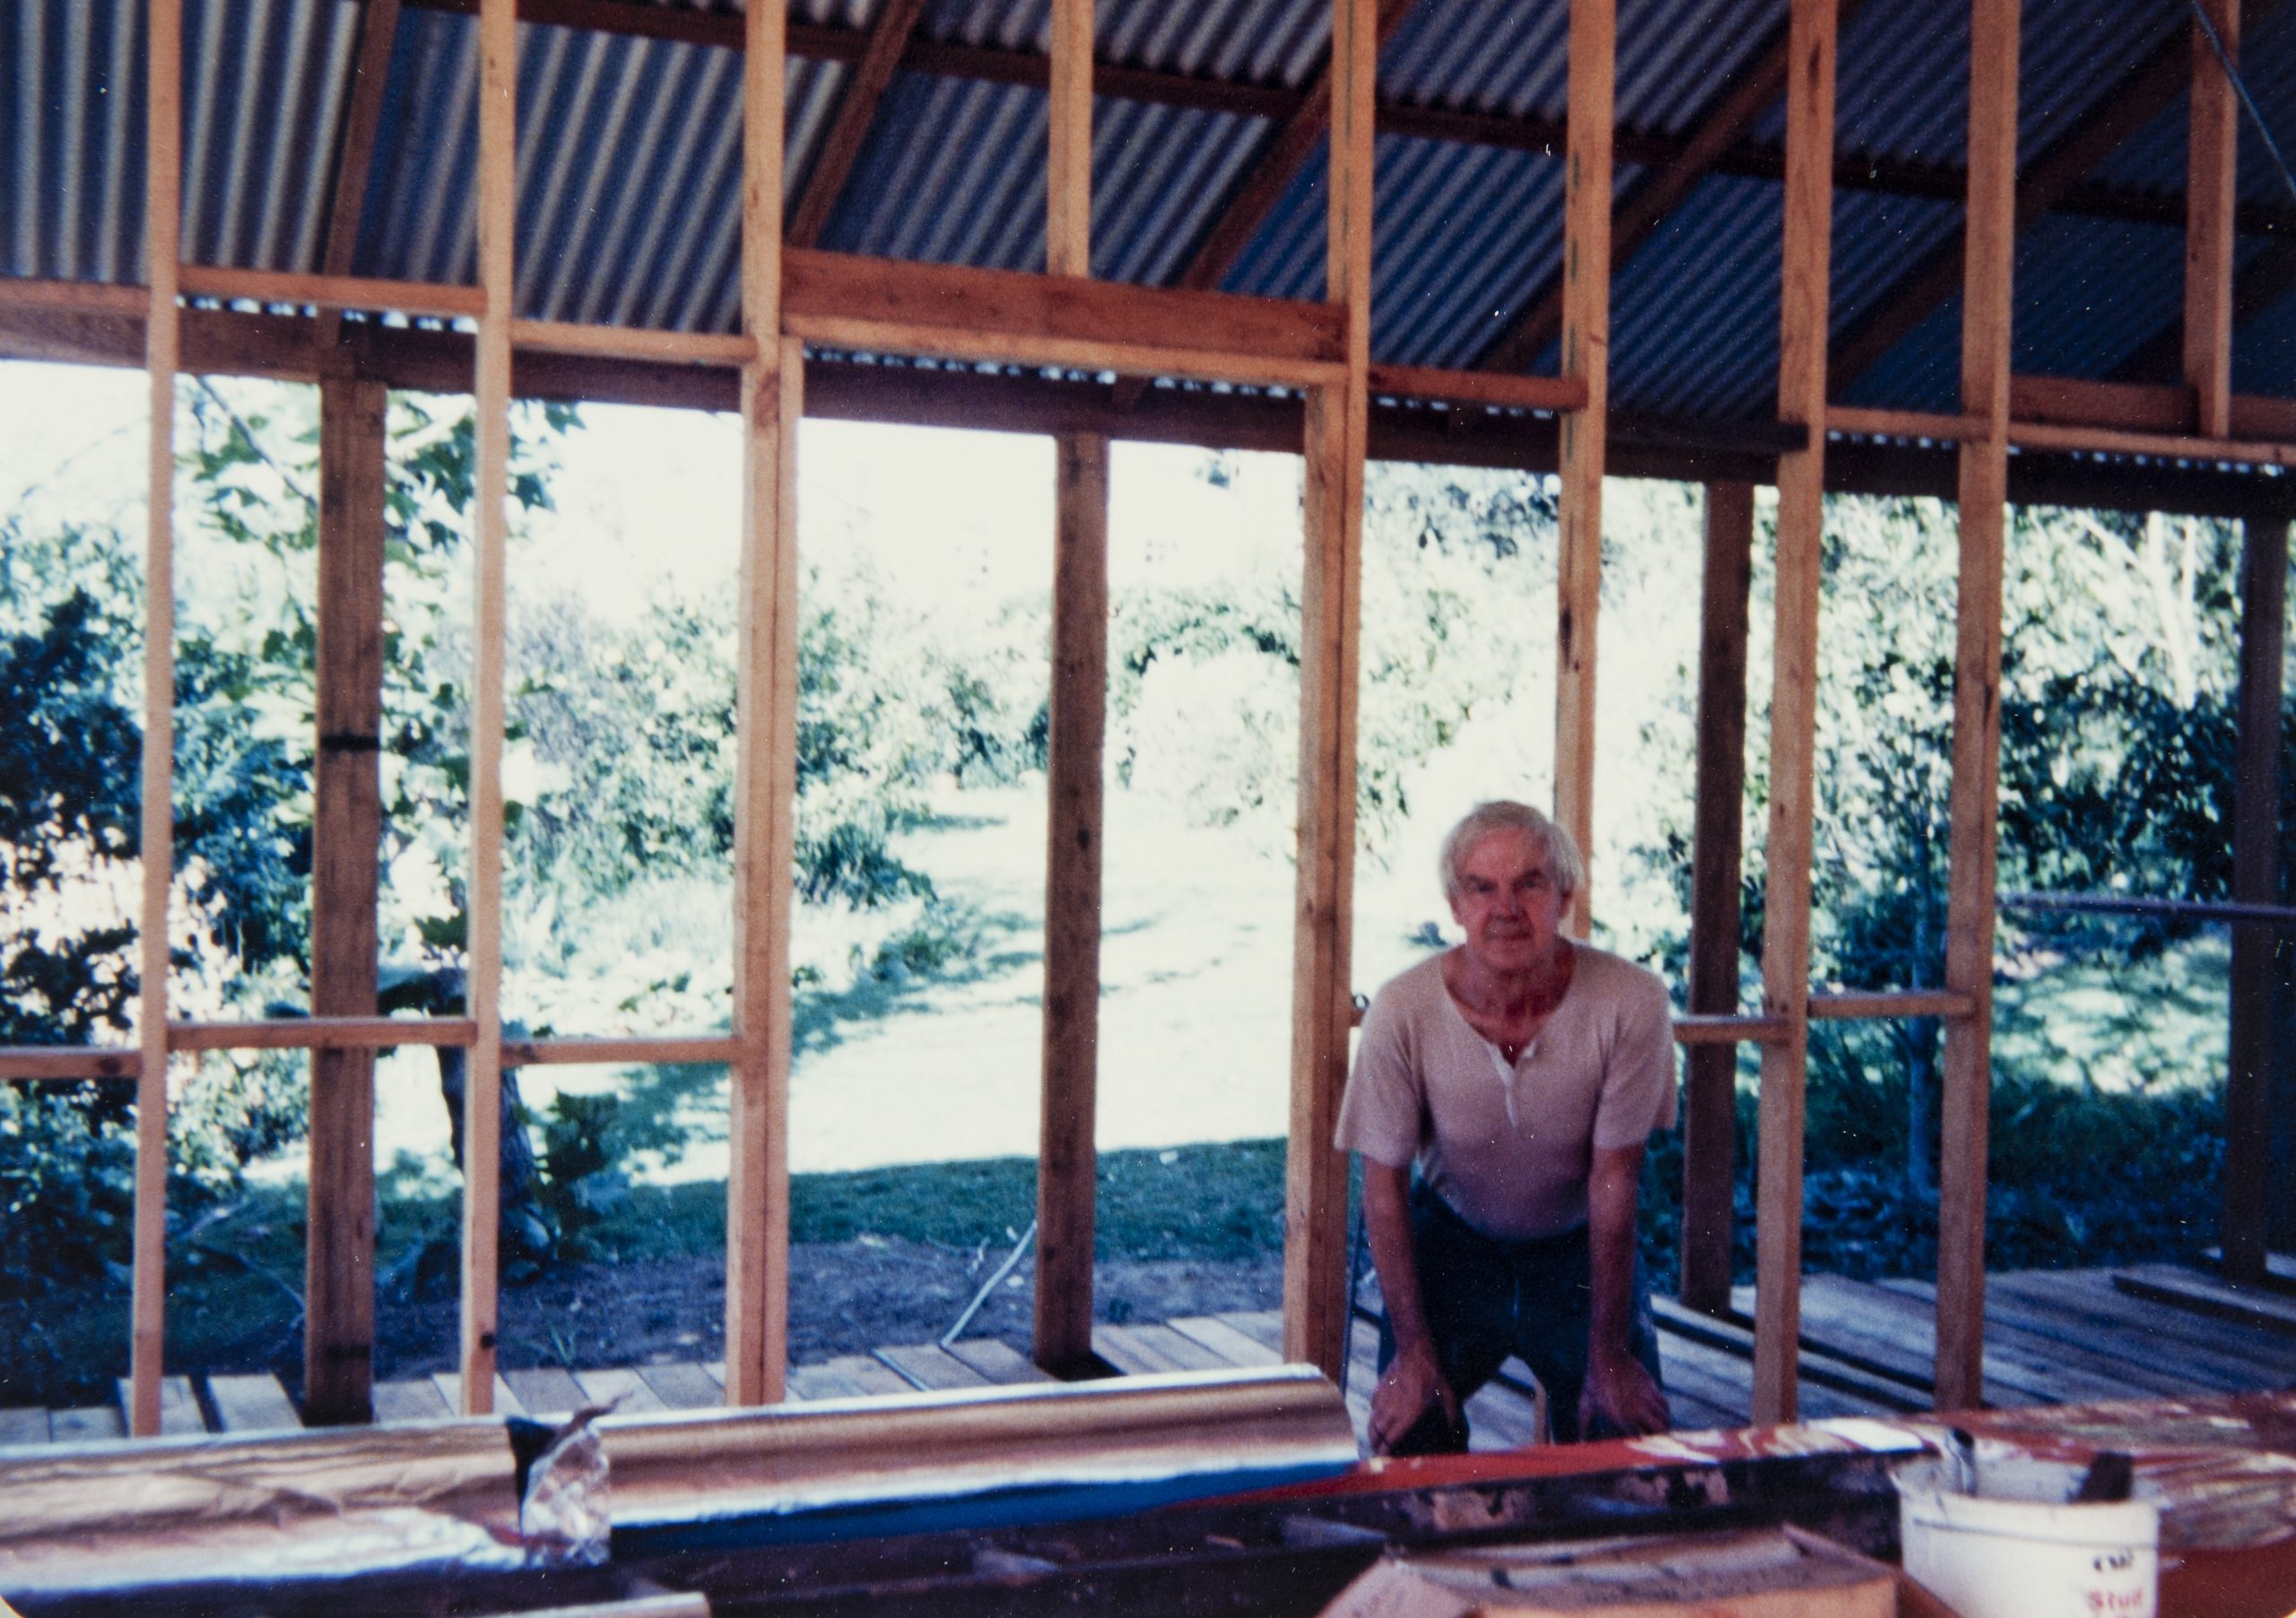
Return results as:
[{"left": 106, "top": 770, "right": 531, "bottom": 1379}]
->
[
  {"left": 457, "top": 0, "right": 516, "bottom": 1416},
  {"left": 306, "top": 376, "right": 389, "bottom": 1425},
  {"left": 1553, "top": 0, "right": 1615, "bottom": 937},
  {"left": 1037, "top": 431, "right": 1107, "bottom": 1371},
  {"left": 726, "top": 0, "right": 796, "bottom": 1408},
  {"left": 2187, "top": 0, "right": 2239, "bottom": 439},
  {"left": 1036, "top": 0, "right": 1105, "bottom": 1374},
  {"left": 1046, "top": 0, "right": 1094, "bottom": 282},
  {"left": 128, "top": 0, "right": 185, "bottom": 1442},
  {"left": 2223, "top": 513, "right": 2288, "bottom": 1282},
  {"left": 1751, "top": 0, "right": 1837, "bottom": 1427},
  {"left": 1680, "top": 482, "right": 1754, "bottom": 1318},
  {"left": 1283, "top": 0, "right": 1372, "bottom": 1379},
  {"left": 1935, "top": 0, "right": 2021, "bottom": 1414}
]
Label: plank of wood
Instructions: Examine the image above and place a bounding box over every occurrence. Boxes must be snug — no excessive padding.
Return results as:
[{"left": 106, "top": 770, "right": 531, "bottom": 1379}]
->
[
  {"left": 1221, "top": 1309, "right": 1285, "bottom": 1354},
  {"left": 114, "top": 1375, "right": 204, "bottom": 1437},
  {"left": 1655, "top": 1298, "right": 1923, "bottom": 1415},
  {"left": 573, "top": 1367, "right": 668, "bottom": 1414},
  {"left": 780, "top": 249, "right": 1346, "bottom": 389},
  {"left": 785, "top": 0, "right": 932, "bottom": 248},
  {"left": 785, "top": 1362, "right": 870, "bottom": 1402},
  {"left": 306, "top": 374, "right": 388, "bottom": 1428},
  {"left": 821, "top": 1353, "right": 919, "bottom": 1396},
  {"left": 1935, "top": 0, "right": 2021, "bottom": 1419},
  {"left": 503, "top": 1366, "right": 591, "bottom": 1417},
  {"left": 205, "top": 1373, "right": 302, "bottom": 1433},
  {"left": 1981, "top": 1269, "right": 2292, "bottom": 1384},
  {"left": 1787, "top": 1276, "right": 2164, "bottom": 1407},
  {"left": 370, "top": 1378, "right": 454, "bottom": 1423},
  {"left": 2186, "top": 0, "right": 2240, "bottom": 437},
  {"left": 1551, "top": 0, "right": 1614, "bottom": 935},
  {"left": 1283, "top": 370, "right": 1360, "bottom": 1382},
  {"left": 1948, "top": 1274, "right": 2260, "bottom": 1394},
  {"left": 943, "top": 1337, "right": 1059, "bottom": 1385},
  {"left": 432, "top": 1373, "right": 526, "bottom": 1417},
  {"left": 1126, "top": 1322, "right": 1232, "bottom": 1372},
  {"left": 875, "top": 1344, "right": 993, "bottom": 1392},
  {"left": 1091, "top": 1325, "right": 1170, "bottom": 1377},
  {"left": 311, "top": 0, "right": 402, "bottom": 349},
  {"left": 1680, "top": 480, "right": 1755, "bottom": 1314},
  {"left": 726, "top": 0, "right": 802, "bottom": 1402},
  {"left": 1750, "top": 0, "right": 1839, "bottom": 1428},
  {"left": 2226, "top": 514, "right": 2287, "bottom": 1283},
  {"left": 1282, "top": 0, "right": 1373, "bottom": 1385},
  {"left": 1168, "top": 1315, "right": 1285, "bottom": 1369},
  {"left": 1036, "top": 428, "right": 1107, "bottom": 1372},
  {"left": 638, "top": 1361, "right": 726, "bottom": 1410},
  {"left": 1045, "top": 0, "right": 1093, "bottom": 279},
  {"left": 457, "top": 0, "right": 517, "bottom": 1421},
  {"left": 50, "top": 1406, "right": 126, "bottom": 1443},
  {"left": 2116, "top": 1264, "right": 2296, "bottom": 1340},
  {"left": 128, "top": 0, "right": 185, "bottom": 1444},
  {"left": 0, "top": 1407, "right": 50, "bottom": 1446}
]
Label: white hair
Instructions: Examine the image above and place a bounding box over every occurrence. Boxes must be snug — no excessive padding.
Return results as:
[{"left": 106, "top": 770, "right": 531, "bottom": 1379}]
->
[{"left": 1439, "top": 800, "right": 1584, "bottom": 904}]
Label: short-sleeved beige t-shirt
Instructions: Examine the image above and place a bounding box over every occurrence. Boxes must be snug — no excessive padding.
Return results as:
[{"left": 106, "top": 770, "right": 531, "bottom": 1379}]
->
[{"left": 1334, "top": 944, "right": 1678, "bottom": 1240}]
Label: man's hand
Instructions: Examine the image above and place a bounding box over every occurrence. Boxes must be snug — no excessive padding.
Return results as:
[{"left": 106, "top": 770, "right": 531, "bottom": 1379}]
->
[
  {"left": 1578, "top": 1346, "right": 1669, "bottom": 1438},
  {"left": 1369, "top": 1340, "right": 1460, "bottom": 1455}
]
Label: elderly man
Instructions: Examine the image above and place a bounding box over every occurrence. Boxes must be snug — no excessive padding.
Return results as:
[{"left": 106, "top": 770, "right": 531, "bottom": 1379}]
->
[{"left": 1336, "top": 800, "right": 1674, "bottom": 1454}]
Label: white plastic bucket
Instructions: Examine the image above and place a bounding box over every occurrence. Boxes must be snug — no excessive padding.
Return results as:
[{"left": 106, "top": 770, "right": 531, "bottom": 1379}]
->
[{"left": 1896, "top": 1456, "right": 2159, "bottom": 1618}]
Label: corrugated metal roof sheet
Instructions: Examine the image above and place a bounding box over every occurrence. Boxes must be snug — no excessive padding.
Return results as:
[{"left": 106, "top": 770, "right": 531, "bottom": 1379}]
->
[
  {"left": 12, "top": 0, "right": 2296, "bottom": 412},
  {"left": 5, "top": 0, "right": 148, "bottom": 284},
  {"left": 1611, "top": 172, "right": 1782, "bottom": 419}
]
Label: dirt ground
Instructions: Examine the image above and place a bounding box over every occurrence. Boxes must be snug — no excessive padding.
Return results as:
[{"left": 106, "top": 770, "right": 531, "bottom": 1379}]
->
[{"left": 367, "top": 1240, "right": 1286, "bottom": 1386}]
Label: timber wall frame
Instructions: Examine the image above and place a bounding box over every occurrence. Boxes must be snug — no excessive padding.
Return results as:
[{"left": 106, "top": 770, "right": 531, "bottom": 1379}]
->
[{"left": 2, "top": 0, "right": 2292, "bottom": 1434}]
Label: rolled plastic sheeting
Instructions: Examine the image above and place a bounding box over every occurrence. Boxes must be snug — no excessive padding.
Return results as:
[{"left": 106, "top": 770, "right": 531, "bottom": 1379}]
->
[
  {"left": 0, "top": 1419, "right": 525, "bottom": 1594},
  {"left": 0, "top": 1366, "right": 1358, "bottom": 1596}
]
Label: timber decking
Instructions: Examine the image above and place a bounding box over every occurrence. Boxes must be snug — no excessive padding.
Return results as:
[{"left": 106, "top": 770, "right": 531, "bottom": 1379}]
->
[{"left": 3, "top": 1264, "right": 2286, "bottom": 1451}]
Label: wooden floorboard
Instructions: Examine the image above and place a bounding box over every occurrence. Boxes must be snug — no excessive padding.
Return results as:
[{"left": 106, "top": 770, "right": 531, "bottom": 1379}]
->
[
  {"left": 941, "top": 1336, "right": 1057, "bottom": 1385},
  {"left": 574, "top": 1366, "right": 666, "bottom": 1414},
  {"left": 877, "top": 1343, "right": 994, "bottom": 1391},
  {"left": 1983, "top": 1269, "right": 2291, "bottom": 1387},
  {"left": 26, "top": 1264, "right": 2280, "bottom": 1452},
  {"left": 431, "top": 1373, "right": 526, "bottom": 1416},
  {"left": 1170, "top": 1314, "right": 1284, "bottom": 1368},
  {"left": 114, "top": 1376, "right": 203, "bottom": 1437},
  {"left": 638, "top": 1361, "right": 725, "bottom": 1409},
  {"left": 371, "top": 1378, "right": 453, "bottom": 1422},
  {"left": 2115, "top": 1263, "right": 2296, "bottom": 1341},
  {"left": 502, "top": 1366, "right": 589, "bottom": 1417},
  {"left": 1757, "top": 1275, "right": 2163, "bottom": 1408},
  {"left": 207, "top": 1373, "right": 302, "bottom": 1433},
  {"left": 49, "top": 1405, "right": 125, "bottom": 1442},
  {"left": 0, "top": 1406, "right": 52, "bottom": 1446}
]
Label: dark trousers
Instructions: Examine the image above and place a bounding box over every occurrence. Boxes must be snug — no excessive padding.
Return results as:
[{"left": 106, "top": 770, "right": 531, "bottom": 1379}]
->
[{"left": 1375, "top": 1181, "right": 1664, "bottom": 1453}]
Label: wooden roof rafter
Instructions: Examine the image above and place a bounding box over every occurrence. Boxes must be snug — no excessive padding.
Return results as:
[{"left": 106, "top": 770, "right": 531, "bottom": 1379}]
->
[
  {"left": 311, "top": 0, "right": 404, "bottom": 350},
  {"left": 1164, "top": 0, "right": 1424, "bottom": 297},
  {"left": 785, "top": 0, "right": 934, "bottom": 249}
]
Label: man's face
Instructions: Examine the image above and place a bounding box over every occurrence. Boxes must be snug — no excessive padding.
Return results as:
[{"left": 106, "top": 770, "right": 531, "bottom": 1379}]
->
[{"left": 1448, "top": 828, "right": 1564, "bottom": 975}]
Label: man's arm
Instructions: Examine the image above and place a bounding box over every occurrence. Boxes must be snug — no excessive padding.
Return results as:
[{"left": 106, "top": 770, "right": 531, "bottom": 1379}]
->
[
  {"left": 1579, "top": 1141, "right": 1669, "bottom": 1436},
  {"left": 1361, "top": 1160, "right": 1460, "bottom": 1453}
]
